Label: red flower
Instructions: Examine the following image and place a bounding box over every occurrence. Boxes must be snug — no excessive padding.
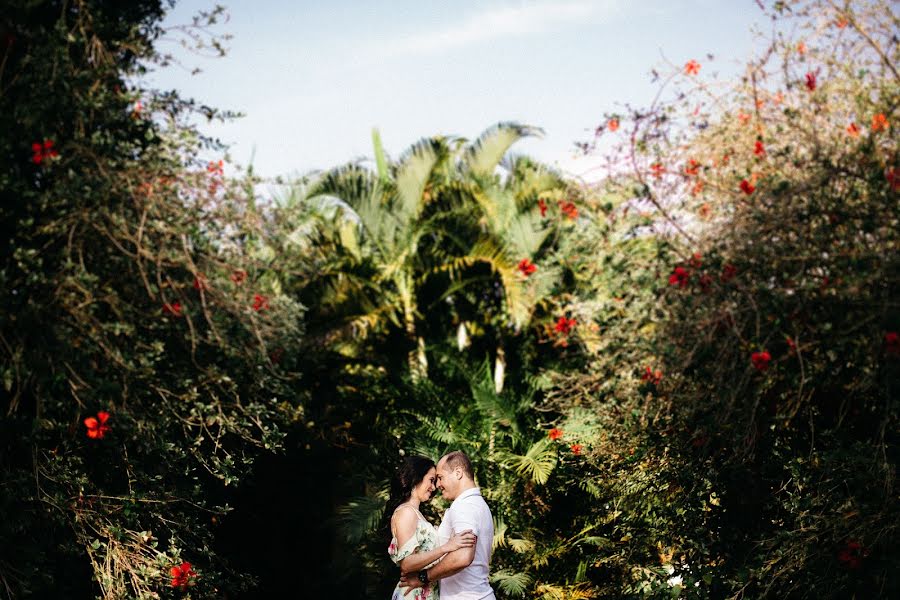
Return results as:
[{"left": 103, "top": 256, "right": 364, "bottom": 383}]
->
[
  {"left": 84, "top": 411, "right": 111, "bottom": 440},
  {"left": 554, "top": 316, "right": 576, "bottom": 335},
  {"left": 650, "top": 163, "right": 665, "bottom": 179},
  {"left": 170, "top": 561, "right": 196, "bottom": 590},
  {"left": 684, "top": 159, "right": 700, "bottom": 177},
  {"left": 684, "top": 60, "right": 700, "bottom": 75},
  {"left": 548, "top": 428, "right": 563, "bottom": 441},
  {"left": 689, "top": 253, "right": 703, "bottom": 268},
  {"left": 558, "top": 200, "right": 578, "bottom": 220},
  {"left": 641, "top": 366, "right": 663, "bottom": 385},
  {"left": 721, "top": 263, "right": 737, "bottom": 282},
  {"left": 192, "top": 274, "right": 208, "bottom": 291},
  {"left": 739, "top": 179, "right": 755, "bottom": 195},
  {"left": 887, "top": 167, "right": 900, "bottom": 191},
  {"left": 162, "top": 302, "right": 183, "bottom": 317},
  {"left": 786, "top": 337, "right": 797, "bottom": 353},
  {"left": 230, "top": 269, "right": 247, "bottom": 285},
  {"left": 846, "top": 122, "right": 860, "bottom": 137},
  {"left": 607, "top": 118, "right": 619, "bottom": 132},
  {"left": 31, "top": 139, "right": 59, "bottom": 165},
  {"left": 206, "top": 160, "right": 224, "bottom": 176},
  {"left": 738, "top": 112, "right": 751, "bottom": 125},
  {"left": 796, "top": 41, "right": 807, "bottom": 54},
  {"left": 871, "top": 113, "right": 889, "bottom": 132},
  {"left": 517, "top": 258, "right": 537, "bottom": 277},
  {"left": 751, "top": 350, "right": 771, "bottom": 372},
  {"left": 837, "top": 540, "right": 868, "bottom": 569},
  {"left": 538, "top": 198, "right": 548, "bottom": 217},
  {"left": 834, "top": 16, "right": 849, "bottom": 29},
  {"left": 805, "top": 72, "right": 817, "bottom": 91},
  {"left": 668, "top": 266, "right": 690, "bottom": 288},
  {"left": 252, "top": 294, "right": 269, "bottom": 312},
  {"left": 885, "top": 332, "right": 900, "bottom": 355},
  {"left": 570, "top": 443, "right": 583, "bottom": 455},
  {"left": 691, "top": 181, "right": 705, "bottom": 197},
  {"left": 753, "top": 141, "right": 766, "bottom": 157}
]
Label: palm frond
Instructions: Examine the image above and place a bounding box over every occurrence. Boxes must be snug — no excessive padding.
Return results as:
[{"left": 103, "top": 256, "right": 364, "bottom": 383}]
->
[
  {"left": 505, "top": 439, "right": 557, "bottom": 485},
  {"left": 490, "top": 570, "right": 533, "bottom": 598},
  {"left": 394, "top": 137, "right": 446, "bottom": 224},
  {"left": 461, "top": 122, "right": 543, "bottom": 178},
  {"left": 336, "top": 490, "right": 388, "bottom": 544}
]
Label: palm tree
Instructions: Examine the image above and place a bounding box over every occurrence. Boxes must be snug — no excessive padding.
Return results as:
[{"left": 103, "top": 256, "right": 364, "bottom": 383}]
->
[{"left": 300, "top": 134, "right": 449, "bottom": 379}]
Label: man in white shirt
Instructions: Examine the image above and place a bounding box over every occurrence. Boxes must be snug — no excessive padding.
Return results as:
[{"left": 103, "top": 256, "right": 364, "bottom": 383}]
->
[{"left": 399, "top": 450, "right": 495, "bottom": 600}]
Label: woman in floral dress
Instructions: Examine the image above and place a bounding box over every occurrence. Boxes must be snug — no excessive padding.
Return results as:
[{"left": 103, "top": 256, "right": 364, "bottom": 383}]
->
[{"left": 387, "top": 455, "right": 475, "bottom": 600}]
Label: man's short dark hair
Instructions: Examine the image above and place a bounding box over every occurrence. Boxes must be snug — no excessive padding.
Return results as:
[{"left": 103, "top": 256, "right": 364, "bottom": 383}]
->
[{"left": 442, "top": 450, "right": 474, "bottom": 479}]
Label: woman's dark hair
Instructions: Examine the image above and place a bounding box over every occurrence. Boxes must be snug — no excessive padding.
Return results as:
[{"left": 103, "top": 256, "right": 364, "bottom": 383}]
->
[{"left": 382, "top": 455, "right": 435, "bottom": 538}]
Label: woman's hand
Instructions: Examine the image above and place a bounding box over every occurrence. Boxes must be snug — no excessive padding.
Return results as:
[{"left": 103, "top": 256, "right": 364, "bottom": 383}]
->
[{"left": 442, "top": 529, "right": 476, "bottom": 553}]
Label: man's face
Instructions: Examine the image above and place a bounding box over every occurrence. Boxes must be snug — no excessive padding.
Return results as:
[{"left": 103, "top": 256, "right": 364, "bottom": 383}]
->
[{"left": 435, "top": 458, "right": 460, "bottom": 500}]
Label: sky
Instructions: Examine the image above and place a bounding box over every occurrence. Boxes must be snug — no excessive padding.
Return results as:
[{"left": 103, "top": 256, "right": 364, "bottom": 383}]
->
[{"left": 148, "top": 0, "right": 768, "bottom": 181}]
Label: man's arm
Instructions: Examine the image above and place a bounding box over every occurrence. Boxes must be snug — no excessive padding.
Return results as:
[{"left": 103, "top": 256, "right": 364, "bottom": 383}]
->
[{"left": 399, "top": 545, "right": 475, "bottom": 591}]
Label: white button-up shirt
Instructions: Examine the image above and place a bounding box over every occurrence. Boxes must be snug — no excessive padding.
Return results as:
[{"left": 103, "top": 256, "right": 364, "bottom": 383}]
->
[{"left": 436, "top": 487, "right": 495, "bottom": 600}]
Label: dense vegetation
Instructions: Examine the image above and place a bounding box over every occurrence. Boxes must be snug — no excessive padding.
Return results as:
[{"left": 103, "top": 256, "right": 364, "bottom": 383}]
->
[{"left": 1, "top": 0, "right": 897, "bottom": 598}]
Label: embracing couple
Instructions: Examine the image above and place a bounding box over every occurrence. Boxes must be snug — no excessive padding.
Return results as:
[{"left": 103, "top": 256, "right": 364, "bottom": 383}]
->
[{"left": 386, "top": 451, "right": 495, "bottom": 600}]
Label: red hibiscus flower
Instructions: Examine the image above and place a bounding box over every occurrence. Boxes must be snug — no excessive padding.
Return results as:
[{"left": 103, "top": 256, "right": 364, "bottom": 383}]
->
[
  {"left": 871, "top": 113, "right": 889, "bottom": 132},
  {"left": 887, "top": 168, "right": 900, "bottom": 191},
  {"left": 170, "top": 561, "right": 196, "bottom": 590},
  {"left": 230, "top": 269, "right": 247, "bottom": 285},
  {"left": 538, "top": 198, "right": 548, "bottom": 217},
  {"left": 548, "top": 428, "right": 563, "bottom": 441},
  {"left": 805, "top": 72, "right": 817, "bottom": 91},
  {"left": 751, "top": 350, "right": 771, "bottom": 372},
  {"left": 689, "top": 253, "right": 703, "bottom": 268},
  {"left": 754, "top": 141, "right": 766, "bottom": 157},
  {"left": 558, "top": 200, "right": 578, "bottom": 220},
  {"left": 837, "top": 540, "right": 868, "bottom": 569},
  {"left": 193, "top": 274, "right": 208, "bottom": 291},
  {"left": 684, "top": 60, "right": 700, "bottom": 75},
  {"left": 206, "top": 160, "right": 224, "bottom": 176},
  {"left": 684, "top": 159, "right": 700, "bottom": 177},
  {"left": 162, "top": 302, "right": 183, "bottom": 317},
  {"left": 607, "top": 118, "right": 619, "bottom": 132},
  {"left": 740, "top": 179, "right": 755, "bottom": 195},
  {"left": 554, "top": 316, "right": 576, "bottom": 335},
  {"left": 31, "top": 139, "right": 59, "bottom": 165},
  {"left": 84, "top": 411, "right": 111, "bottom": 439},
  {"left": 885, "top": 332, "right": 900, "bottom": 355},
  {"left": 570, "top": 443, "right": 583, "bottom": 455},
  {"left": 650, "top": 163, "right": 665, "bottom": 179},
  {"left": 518, "top": 258, "right": 537, "bottom": 277},
  {"left": 721, "top": 263, "right": 737, "bottom": 282},
  {"left": 846, "top": 122, "right": 860, "bottom": 137},
  {"left": 641, "top": 366, "right": 663, "bottom": 385},
  {"left": 668, "top": 266, "right": 690, "bottom": 288},
  {"left": 691, "top": 181, "right": 705, "bottom": 197},
  {"left": 252, "top": 294, "right": 269, "bottom": 312}
]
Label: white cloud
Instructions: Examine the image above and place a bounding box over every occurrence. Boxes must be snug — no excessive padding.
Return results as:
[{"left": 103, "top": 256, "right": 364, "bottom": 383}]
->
[{"left": 374, "top": 0, "right": 618, "bottom": 58}]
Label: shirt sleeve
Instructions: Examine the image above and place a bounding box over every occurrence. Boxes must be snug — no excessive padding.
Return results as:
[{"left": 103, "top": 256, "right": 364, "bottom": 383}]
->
[{"left": 449, "top": 499, "right": 480, "bottom": 538}]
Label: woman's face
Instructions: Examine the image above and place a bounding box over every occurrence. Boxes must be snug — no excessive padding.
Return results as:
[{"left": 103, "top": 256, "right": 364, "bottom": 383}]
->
[{"left": 413, "top": 467, "right": 437, "bottom": 503}]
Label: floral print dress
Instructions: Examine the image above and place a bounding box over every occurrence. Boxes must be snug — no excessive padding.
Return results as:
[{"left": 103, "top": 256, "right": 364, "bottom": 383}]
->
[{"left": 388, "top": 509, "right": 441, "bottom": 600}]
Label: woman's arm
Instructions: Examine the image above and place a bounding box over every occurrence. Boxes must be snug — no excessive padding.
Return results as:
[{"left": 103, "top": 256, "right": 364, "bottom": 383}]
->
[
  {"left": 392, "top": 508, "right": 475, "bottom": 574},
  {"left": 398, "top": 530, "right": 475, "bottom": 574}
]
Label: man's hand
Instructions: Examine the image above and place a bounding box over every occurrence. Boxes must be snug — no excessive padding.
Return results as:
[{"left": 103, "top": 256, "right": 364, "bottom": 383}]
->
[{"left": 398, "top": 571, "right": 423, "bottom": 594}]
